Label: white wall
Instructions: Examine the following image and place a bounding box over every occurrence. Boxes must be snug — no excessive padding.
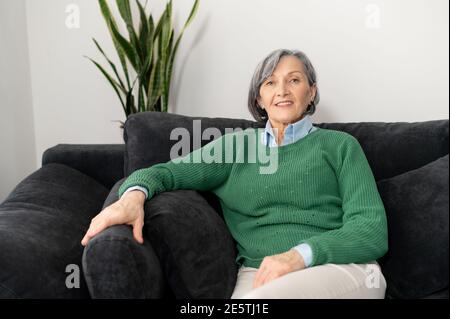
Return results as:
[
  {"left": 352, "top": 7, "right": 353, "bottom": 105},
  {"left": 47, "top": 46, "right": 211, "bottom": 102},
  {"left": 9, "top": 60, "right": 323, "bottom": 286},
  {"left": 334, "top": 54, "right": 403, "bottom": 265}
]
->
[
  {"left": 1, "top": 0, "right": 448, "bottom": 200},
  {"left": 26, "top": 0, "right": 449, "bottom": 167},
  {"left": 0, "top": 0, "right": 36, "bottom": 202}
]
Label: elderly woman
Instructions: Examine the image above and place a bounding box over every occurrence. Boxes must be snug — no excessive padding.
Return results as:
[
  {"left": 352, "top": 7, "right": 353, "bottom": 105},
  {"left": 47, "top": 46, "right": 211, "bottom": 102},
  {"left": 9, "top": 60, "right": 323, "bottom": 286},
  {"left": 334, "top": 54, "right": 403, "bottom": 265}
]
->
[{"left": 81, "top": 49, "right": 388, "bottom": 299}]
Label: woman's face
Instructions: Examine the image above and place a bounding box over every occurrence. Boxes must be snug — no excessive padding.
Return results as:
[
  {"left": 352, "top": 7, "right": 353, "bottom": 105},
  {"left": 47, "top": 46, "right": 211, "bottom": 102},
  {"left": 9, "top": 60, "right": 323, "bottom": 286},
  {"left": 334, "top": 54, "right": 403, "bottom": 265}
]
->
[{"left": 257, "top": 55, "right": 316, "bottom": 127}]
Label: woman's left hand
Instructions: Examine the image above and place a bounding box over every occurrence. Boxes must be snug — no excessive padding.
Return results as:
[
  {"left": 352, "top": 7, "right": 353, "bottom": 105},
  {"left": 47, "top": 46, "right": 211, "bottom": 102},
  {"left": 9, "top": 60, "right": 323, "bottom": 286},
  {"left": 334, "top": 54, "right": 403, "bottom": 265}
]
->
[{"left": 253, "top": 249, "right": 306, "bottom": 289}]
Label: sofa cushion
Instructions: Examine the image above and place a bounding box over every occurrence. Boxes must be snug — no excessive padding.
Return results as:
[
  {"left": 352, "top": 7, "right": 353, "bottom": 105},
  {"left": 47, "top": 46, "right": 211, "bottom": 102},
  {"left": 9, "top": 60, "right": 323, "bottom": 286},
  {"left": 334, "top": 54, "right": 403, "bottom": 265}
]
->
[
  {"left": 143, "top": 189, "right": 238, "bottom": 298},
  {"left": 123, "top": 111, "right": 257, "bottom": 176},
  {"left": 0, "top": 163, "right": 109, "bottom": 298},
  {"left": 376, "top": 154, "right": 449, "bottom": 299}
]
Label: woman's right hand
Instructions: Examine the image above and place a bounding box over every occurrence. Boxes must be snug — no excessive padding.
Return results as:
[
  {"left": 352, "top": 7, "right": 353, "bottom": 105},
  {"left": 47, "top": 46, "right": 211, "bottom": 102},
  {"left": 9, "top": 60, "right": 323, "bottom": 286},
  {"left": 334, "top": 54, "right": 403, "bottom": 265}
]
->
[{"left": 81, "top": 190, "right": 146, "bottom": 246}]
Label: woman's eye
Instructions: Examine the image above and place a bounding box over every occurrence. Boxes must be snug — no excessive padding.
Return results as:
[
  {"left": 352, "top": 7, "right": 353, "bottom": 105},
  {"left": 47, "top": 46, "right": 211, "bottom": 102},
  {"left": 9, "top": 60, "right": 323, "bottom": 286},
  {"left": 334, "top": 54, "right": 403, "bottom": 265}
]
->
[
  {"left": 265, "top": 81, "right": 273, "bottom": 86},
  {"left": 290, "top": 79, "right": 300, "bottom": 83}
]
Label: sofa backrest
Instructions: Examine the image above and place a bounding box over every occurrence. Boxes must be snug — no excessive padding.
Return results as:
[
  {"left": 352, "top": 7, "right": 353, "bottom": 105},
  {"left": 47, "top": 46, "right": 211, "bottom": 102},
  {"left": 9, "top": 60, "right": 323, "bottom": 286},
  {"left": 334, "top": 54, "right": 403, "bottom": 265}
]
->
[
  {"left": 123, "top": 112, "right": 258, "bottom": 176},
  {"left": 315, "top": 120, "right": 448, "bottom": 181}
]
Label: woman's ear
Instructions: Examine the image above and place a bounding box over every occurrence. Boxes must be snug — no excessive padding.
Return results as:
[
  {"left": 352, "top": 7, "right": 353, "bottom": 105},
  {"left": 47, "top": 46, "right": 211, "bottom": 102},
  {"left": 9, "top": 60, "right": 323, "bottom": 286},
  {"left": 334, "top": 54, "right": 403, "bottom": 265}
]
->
[
  {"left": 310, "top": 84, "right": 317, "bottom": 102},
  {"left": 257, "top": 97, "right": 264, "bottom": 109}
]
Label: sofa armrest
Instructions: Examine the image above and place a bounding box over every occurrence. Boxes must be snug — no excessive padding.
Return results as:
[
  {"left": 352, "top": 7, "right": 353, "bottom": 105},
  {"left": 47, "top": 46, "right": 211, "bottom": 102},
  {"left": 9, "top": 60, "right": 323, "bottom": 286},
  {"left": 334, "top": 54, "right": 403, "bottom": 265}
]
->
[
  {"left": 81, "top": 178, "right": 168, "bottom": 299},
  {"left": 42, "top": 144, "right": 125, "bottom": 189},
  {"left": 82, "top": 224, "right": 167, "bottom": 299}
]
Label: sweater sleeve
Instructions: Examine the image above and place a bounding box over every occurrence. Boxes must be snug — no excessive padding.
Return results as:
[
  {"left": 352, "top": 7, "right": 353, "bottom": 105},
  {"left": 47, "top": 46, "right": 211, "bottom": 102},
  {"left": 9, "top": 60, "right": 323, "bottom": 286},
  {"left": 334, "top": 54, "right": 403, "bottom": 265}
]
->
[
  {"left": 300, "top": 136, "right": 388, "bottom": 266},
  {"left": 118, "top": 133, "right": 235, "bottom": 200}
]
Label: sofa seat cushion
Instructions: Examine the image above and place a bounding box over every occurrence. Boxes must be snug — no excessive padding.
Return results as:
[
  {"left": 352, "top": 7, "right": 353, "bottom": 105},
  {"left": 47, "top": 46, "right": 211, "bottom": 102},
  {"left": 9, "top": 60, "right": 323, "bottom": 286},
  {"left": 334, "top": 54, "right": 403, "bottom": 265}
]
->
[
  {"left": 376, "top": 154, "right": 449, "bottom": 299},
  {"left": 0, "top": 163, "right": 109, "bottom": 298}
]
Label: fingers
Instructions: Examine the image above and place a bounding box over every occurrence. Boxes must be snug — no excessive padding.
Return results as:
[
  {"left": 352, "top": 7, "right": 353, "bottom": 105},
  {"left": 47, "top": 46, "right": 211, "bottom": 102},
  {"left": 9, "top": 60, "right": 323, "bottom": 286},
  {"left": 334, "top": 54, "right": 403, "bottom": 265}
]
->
[
  {"left": 253, "top": 257, "right": 288, "bottom": 288},
  {"left": 132, "top": 219, "right": 144, "bottom": 244},
  {"left": 253, "top": 262, "right": 266, "bottom": 288},
  {"left": 81, "top": 218, "right": 144, "bottom": 246},
  {"left": 253, "top": 265, "right": 269, "bottom": 289},
  {"left": 253, "top": 268, "right": 281, "bottom": 288},
  {"left": 261, "top": 272, "right": 279, "bottom": 286},
  {"left": 81, "top": 215, "right": 111, "bottom": 246},
  {"left": 81, "top": 204, "right": 144, "bottom": 247}
]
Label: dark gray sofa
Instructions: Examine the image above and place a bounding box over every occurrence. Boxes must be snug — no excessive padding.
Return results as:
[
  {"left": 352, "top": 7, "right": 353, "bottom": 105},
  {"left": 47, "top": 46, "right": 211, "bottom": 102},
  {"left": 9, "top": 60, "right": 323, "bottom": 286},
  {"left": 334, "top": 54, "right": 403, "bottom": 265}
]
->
[{"left": 0, "top": 111, "right": 448, "bottom": 299}]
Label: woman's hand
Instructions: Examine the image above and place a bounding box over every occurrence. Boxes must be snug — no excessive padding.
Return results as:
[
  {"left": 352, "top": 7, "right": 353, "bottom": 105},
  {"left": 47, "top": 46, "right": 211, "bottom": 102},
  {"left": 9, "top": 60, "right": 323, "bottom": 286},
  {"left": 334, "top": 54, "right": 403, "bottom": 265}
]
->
[
  {"left": 252, "top": 249, "right": 306, "bottom": 289},
  {"left": 81, "top": 191, "right": 146, "bottom": 246}
]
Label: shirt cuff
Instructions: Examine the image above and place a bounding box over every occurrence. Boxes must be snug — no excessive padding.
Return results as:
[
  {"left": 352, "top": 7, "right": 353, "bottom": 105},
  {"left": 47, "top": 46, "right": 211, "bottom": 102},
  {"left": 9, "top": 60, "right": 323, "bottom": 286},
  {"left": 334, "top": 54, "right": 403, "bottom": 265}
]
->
[
  {"left": 121, "top": 186, "right": 148, "bottom": 199},
  {"left": 293, "top": 243, "right": 313, "bottom": 268}
]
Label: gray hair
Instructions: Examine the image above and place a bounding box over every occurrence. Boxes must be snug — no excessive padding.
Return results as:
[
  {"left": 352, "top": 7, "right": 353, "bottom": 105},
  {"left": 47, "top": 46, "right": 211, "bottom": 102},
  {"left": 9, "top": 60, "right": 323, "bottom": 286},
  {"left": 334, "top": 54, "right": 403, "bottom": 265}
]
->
[{"left": 248, "top": 49, "right": 320, "bottom": 123}]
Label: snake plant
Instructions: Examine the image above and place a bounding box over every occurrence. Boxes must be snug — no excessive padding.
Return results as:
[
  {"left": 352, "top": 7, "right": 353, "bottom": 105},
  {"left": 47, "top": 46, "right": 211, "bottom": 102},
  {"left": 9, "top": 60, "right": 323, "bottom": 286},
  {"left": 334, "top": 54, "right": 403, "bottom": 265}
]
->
[{"left": 86, "top": 0, "right": 199, "bottom": 125}]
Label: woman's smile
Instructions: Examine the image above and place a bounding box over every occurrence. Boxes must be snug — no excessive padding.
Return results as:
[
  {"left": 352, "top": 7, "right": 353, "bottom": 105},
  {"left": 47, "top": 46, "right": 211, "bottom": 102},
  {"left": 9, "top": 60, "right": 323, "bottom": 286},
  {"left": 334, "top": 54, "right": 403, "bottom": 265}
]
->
[{"left": 274, "top": 100, "right": 294, "bottom": 107}]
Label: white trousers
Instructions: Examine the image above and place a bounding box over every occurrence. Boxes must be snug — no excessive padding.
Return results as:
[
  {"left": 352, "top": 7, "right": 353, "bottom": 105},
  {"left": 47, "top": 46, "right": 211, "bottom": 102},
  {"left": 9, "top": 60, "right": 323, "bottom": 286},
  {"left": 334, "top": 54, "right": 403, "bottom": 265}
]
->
[{"left": 231, "top": 261, "right": 386, "bottom": 299}]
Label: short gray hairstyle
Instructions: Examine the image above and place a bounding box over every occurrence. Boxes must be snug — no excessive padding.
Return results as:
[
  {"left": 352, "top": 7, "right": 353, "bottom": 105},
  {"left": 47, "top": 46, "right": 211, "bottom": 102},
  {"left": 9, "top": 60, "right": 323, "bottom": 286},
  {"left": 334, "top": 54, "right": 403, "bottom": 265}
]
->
[{"left": 248, "top": 49, "right": 320, "bottom": 123}]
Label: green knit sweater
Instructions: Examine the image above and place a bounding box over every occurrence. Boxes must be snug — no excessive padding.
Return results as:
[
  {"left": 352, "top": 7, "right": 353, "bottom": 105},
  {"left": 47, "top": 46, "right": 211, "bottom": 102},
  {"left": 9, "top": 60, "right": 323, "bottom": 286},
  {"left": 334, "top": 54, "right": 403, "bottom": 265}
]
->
[{"left": 118, "top": 127, "right": 388, "bottom": 268}]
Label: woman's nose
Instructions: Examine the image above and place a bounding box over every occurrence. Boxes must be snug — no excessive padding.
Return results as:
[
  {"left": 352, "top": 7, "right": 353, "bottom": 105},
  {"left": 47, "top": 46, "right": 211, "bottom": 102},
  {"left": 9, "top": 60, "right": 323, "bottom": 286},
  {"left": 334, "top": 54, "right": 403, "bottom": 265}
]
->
[{"left": 276, "top": 84, "right": 290, "bottom": 96}]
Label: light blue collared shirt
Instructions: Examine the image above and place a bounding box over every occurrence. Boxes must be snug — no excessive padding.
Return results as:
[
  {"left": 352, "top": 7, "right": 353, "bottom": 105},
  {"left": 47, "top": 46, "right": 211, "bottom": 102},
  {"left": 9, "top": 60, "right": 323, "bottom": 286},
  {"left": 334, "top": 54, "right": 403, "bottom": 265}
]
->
[{"left": 261, "top": 115, "right": 316, "bottom": 268}]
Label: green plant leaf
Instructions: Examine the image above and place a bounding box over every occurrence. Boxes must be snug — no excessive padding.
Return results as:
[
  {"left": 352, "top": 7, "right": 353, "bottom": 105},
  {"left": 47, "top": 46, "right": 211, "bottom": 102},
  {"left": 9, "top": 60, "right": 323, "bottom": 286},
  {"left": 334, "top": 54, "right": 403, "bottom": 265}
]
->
[
  {"left": 92, "top": 38, "right": 127, "bottom": 93},
  {"left": 138, "top": 85, "right": 145, "bottom": 112},
  {"left": 164, "top": 0, "right": 200, "bottom": 109},
  {"left": 147, "top": 57, "right": 163, "bottom": 111},
  {"left": 85, "top": 56, "right": 127, "bottom": 115},
  {"left": 164, "top": 29, "right": 174, "bottom": 81},
  {"left": 126, "top": 77, "right": 138, "bottom": 115},
  {"left": 184, "top": 0, "right": 200, "bottom": 30},
  {"left": 161, "top": 28, "right": 174, "bottom": 112},
  {"left": 146, "top": 61, "right": 157, "bottom": 110},
  {"left": 158, "top": 2, "right": 172, "bottom": 111},
  {"left": 148, "top": 10, "right": 155, "bottom": 37},
  {"left": 134, "top": 3, "right": 153, "bottom": 101},
  {"left": 167, "top": 0, "right": 200, "bottom": 77},
  {"left": 161, "top": 1, "right": 172, "bottom": 52},
  {"left": 109, "top": 16, "right": 140, "bottom": 70},
  {"left": 143, "top": 14, "right": 155, "bottom": 89},
  {"left": 116, "top": 0, "right": 133, "bottom": 26},
  {"left": 116, "top": 0, "right": 143, "bottom": 63},
  {"left": 98, "top": 0, "right": 131, "bottom": 90},
  {"left": 153, "top": 9, "right": 165, "bottom": 42},
  {"left": 136, "top": 0, "right": 149, "bottom": 55},
  {"left": 125, "top": 89, "right": 134, "bottom": 115}
]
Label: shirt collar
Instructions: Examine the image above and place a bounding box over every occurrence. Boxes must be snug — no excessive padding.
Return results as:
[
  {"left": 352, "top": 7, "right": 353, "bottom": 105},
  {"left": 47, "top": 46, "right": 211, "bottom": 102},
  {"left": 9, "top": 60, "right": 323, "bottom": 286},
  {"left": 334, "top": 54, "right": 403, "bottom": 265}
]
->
[{"left": 262, "top": 115, "right": 314, "bottom": 146}]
